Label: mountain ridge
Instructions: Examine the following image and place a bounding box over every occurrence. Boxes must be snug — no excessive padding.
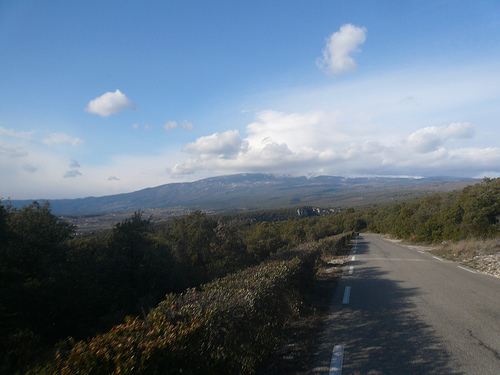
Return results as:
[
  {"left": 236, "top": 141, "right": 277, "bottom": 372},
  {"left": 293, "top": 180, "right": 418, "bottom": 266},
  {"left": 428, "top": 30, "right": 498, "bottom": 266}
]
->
[{"left": 6, "top": 173, "right": 478, "bottom": 215}]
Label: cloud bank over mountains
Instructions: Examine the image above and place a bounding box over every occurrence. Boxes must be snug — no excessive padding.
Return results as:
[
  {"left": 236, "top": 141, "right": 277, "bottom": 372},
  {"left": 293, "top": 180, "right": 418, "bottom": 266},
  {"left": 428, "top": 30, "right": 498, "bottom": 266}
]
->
[{"left": 170, "top": 110, "right": 496, "bottom": 179}]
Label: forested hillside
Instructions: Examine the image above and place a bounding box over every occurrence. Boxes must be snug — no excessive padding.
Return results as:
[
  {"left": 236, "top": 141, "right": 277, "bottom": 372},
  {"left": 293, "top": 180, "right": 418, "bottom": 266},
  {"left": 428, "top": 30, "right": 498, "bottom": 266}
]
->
[
  {"left": 0, "top": 201, "right": 350, "bottom": 373},
  {"left": 356, "top": 177, "right": 500, "bottom": 242},
  {"left": 1, "top": 177, "right": 499, "bottom": 373}
]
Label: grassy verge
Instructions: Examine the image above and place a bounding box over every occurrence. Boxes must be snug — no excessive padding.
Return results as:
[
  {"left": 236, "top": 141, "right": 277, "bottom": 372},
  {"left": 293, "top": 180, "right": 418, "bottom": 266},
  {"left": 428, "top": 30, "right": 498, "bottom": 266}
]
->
[{"left": 431, "top": 238, "right": 500, "bottom": 276}]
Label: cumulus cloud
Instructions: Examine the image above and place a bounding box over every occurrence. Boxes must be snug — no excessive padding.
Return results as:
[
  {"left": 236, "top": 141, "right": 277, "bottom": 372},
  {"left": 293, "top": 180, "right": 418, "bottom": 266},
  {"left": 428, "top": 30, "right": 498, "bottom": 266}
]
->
[
  {"left": 169, "top": 108, "right": 491, "bottom": 180},
  {"left": 317, "top": 24, "right": 367, "bottom": 76},
  {"left": 183, "top": 130, "right": 247, "bottom": 157},
  {"left": 86, "top": 89, "right": 136, "bottom": 117},
  {"left": 171, "top": 111, "right": 339, "bottom": 176},
  {"left": 42, "top": 133, "right": 84, "bottom": 147},
  {"left": 406, "top": 122, "right": 473, "bottom": 153}
]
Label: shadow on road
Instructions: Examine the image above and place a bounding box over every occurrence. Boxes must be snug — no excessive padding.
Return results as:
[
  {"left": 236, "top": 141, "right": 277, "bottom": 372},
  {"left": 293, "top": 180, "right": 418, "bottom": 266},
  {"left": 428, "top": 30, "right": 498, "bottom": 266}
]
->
[
  {"left": 350, "top": 240, "right": 369, "bottom": 255},
  {"left": 312, "top": 265, "right": 463, "bottom": 375}
]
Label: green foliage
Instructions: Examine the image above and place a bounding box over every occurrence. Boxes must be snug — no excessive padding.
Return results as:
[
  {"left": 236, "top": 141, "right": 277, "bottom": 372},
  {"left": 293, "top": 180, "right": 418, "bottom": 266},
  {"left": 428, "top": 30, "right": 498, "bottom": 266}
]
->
[
  {"left": 161, "top": 210, "right": 253, "bottom": 286},
  {"left": 4, "top": 201, "right": 75, "bottom": 277},
  {"left": 0, "top": 201, "right": 351, "bottom": 373},
  {"left": 340, "top": 178, "right": 500, "bottom": 243},
  {"left": 48, "top": 233, "right": 354, "bottom": 374},
  {"left": 243, "top": 222, "right": 286, "bottom": 260},
  {"left": 0, "top": 201, "right": 76, "bottom": 372}
]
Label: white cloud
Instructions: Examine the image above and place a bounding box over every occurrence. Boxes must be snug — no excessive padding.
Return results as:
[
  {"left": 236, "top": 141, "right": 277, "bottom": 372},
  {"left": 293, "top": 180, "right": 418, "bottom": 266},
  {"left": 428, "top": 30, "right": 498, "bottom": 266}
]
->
[
  {"left": 183, "top": 130, "right": 247, "bottom": 157},
  {"left": 317, "top": 24, "right": 367, "bottom": 76},
  {"left": 0, "top": 126, "right": 34, "bottom": 139},
  {"left": 170, "top": 108, "right": 498, "bottom": 180},
  {"left": 164, "top": 121, "right": 178, "bottom": 130},
  {"left": 85, "top": 89, "right": 136, "bottom": 117},
  {"left": 406, "top": 122, "right": 473, "bottom": 153},
  {"left": 164, "top": 120, "right": 194, "bottom": 131},
  {"left": 42, "top": 133, "right": 84, "bottom": 147}
]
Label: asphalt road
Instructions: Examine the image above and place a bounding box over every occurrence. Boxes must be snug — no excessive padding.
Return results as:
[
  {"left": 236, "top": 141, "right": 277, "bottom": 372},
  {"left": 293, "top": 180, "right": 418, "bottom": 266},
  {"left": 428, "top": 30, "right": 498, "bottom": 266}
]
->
[{"left": 312, "top": 233, "right": 500, "bottom": 374}]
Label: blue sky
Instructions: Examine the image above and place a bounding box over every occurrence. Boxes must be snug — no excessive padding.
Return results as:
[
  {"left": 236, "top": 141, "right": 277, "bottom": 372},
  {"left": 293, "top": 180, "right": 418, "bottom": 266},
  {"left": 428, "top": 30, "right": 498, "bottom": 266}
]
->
[{"left": 1, "top": 1, "right": 500, "bottom": 199}]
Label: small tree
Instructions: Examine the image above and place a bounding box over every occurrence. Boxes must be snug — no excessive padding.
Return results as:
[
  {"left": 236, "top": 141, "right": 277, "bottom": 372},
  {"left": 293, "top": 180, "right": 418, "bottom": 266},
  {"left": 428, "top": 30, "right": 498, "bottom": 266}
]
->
[{"left": 4, "top": 201, "right": 75, "bottom": 278}]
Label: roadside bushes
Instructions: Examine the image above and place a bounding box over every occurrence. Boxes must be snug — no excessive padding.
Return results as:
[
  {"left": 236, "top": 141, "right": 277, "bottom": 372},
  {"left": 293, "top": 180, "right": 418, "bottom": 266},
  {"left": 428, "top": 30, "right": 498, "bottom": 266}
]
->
[
  {"left": 332, "top": 178, "right": 500, "bottom": 244},
  {"left": 47, "top": 232, "right": 354, "bottom": 374}
]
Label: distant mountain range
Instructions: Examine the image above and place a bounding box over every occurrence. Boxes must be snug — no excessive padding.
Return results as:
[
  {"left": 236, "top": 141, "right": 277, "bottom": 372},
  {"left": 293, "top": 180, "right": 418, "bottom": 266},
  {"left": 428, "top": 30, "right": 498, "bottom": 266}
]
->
[{"left": 7, "top": 173, "right": 478, "bottom": 215}]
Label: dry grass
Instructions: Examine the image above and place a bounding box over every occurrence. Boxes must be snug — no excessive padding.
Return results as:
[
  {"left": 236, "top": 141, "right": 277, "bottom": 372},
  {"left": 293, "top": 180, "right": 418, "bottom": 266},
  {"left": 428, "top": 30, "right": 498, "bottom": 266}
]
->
[
  {"left": 432, "top": 238, "right": 500, "bottom": 277},
  {"left": 435, "top": 238, "right": 500, "bottom": 258}
]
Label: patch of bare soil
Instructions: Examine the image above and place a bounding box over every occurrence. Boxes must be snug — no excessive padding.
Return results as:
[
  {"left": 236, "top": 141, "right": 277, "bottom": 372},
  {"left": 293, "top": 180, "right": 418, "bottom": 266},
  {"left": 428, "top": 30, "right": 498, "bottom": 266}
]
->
[{"left": 258, "top": 256, "right": 346, "bottom": 374}]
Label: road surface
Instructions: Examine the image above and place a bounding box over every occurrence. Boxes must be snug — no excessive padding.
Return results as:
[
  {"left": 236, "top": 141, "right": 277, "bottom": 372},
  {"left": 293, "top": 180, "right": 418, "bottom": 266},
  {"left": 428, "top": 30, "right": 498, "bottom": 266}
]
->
[{"left": 313, "top": 233, "right": 500, "bottom": 374}]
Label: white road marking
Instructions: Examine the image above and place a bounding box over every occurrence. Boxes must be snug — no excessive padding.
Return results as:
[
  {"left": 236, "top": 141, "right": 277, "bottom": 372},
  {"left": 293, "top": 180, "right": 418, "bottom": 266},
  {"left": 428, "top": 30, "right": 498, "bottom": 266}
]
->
[
  {"left": 418, "top": 250, "right": 425, "bottom": 254},
  {"left": 353, "top": 250, "right": 356, "bottom": 254},
  {"left": 351, "top": 256, "right": 356, "bottom": 261},
  {"left": 432, "top": 256, "right": 444, "bottom": 261},
  {"left": 342, "top": 286, "right": 351, "bottom": 304},
  {"left": 458, "top": 266, "right": 477, "bottom": 274},
  {"left": 329, "top": 345, "right": 344, "bottom": 375},
  {"left": 358, "top": 258, "right": 444, "bottom": 262},
  {"left": 349, "top": 266, "right": 354, "bottom": 275}
]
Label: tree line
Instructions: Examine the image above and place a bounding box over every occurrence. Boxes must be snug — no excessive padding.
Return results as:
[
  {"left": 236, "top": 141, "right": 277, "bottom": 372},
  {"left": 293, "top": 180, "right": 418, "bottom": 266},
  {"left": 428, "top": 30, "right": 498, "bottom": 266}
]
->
[
  {"left": 350, "top": 177, "right": 500, "bottom": 242},
  {"left": 0, "top": 201, "right": 342, "bottom": 373}
]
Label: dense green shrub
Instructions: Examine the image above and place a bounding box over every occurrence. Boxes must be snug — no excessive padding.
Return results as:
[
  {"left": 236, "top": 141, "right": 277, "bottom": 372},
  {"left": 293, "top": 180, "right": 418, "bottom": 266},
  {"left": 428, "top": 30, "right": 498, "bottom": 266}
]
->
[
  {"left": 47, "top": 233, "right": 353, "bottom": 374},
  {"left": 0, "top": 198, "right": 353, "bottom": 373}
]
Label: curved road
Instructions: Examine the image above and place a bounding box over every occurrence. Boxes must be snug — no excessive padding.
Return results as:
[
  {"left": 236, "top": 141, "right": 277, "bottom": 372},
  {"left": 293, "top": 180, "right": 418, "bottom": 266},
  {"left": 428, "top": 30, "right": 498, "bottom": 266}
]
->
[{"left": 313, "top": 233, "right": 500, "bottom": 374}]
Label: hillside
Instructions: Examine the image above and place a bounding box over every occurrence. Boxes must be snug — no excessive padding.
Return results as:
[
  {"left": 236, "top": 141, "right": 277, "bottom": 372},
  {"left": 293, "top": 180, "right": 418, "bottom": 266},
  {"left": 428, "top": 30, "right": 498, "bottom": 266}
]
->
[{"left": 9, "top": 174, "right": 476, "bottom": 216}]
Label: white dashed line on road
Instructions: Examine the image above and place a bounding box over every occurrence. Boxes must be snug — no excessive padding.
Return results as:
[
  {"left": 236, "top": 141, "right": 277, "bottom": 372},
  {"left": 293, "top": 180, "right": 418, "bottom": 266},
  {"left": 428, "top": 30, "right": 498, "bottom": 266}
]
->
[
  {"left": 432, "top": 256, "right": 444, "bottom": 261},
  {"left": 349, "top": 266, "right": 354, "bottom": 275},
  {"left": 342, "top": 286, "right": 351, "bottom": 304},
  {"left": 351, "top": 256, "right": 356, "bottom": 261},
  {"left": 329, "top": 345, "right": 344, "bottom": 375}
]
